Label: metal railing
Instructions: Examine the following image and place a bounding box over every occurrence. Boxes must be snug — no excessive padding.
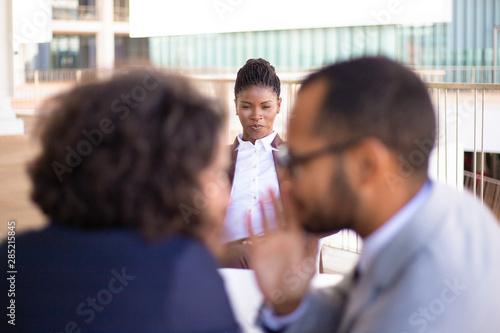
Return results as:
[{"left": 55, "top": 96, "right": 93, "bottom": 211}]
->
[
  {"left": 413, "top": 66, "right": 500, "bottom": 84},
  {"left": 426, "top": 82, "right": 500, "bottom": 228},
  {"left": 12, "top": 69, "right": 106, "bottom": 113},
  {"left": 427, "top": 83, "right": 500, "bottom": 191},
  {"left": 10, "top": 69, "right": 500, "bottom": 253},
  {"left": 464, "top": 171, "right": 500, "bottom": 220},
  {"left": 23, "top": 68, "right": 100, "bottom": 82}
]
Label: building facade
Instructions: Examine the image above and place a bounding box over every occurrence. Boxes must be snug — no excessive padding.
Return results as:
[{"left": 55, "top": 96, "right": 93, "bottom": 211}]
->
[
  {"left": 149, "top": 0, "right": 500, "bottom": 82},
  {"left": 18, "top": 0, "right": 149, "bottom": 74}
]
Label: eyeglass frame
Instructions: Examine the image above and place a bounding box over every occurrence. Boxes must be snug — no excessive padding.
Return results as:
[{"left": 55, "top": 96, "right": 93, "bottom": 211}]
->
[{"left": 276, "top": 137, "right": 365, "bottom": 172}]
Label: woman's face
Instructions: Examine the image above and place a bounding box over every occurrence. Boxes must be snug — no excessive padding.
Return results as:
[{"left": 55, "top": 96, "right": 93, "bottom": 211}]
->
[
  {"left": 235, "top": 85, "right": 281, "bottom": 144},
  {"left": 197, "top": 136, "right": 231, "bottom": 258}
]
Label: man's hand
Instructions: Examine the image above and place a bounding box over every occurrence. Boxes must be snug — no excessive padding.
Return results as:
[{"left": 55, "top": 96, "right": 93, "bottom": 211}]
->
[{"left": 247, "top": 186, "right": 319, "bottom": 316}]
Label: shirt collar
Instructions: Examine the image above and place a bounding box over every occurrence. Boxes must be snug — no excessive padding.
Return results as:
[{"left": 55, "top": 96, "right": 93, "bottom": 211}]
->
[
  {"left": 236, "top": 131, "right": 278, "bottom": 152},
  {"left": 357, "top": 180, "right": 433, "bottom": 275}
]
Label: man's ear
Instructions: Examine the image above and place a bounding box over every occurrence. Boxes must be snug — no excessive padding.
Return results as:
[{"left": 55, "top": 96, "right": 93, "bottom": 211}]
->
[{"left": 349, "top": 138, "right": 390, "bottom": 186}]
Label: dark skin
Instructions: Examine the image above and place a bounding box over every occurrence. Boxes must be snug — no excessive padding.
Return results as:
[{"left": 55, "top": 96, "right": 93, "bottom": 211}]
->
[
  {"left": 235, "top": 85, "right": 281, "bottom": 144},
  {"left": 248, "top": 79, "right": 426, "bottom": 315}
]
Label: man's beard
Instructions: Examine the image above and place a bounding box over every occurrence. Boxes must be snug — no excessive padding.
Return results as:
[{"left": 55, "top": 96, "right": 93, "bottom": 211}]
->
[{"left": 297, "top": 159, "right": 359, "bottom": 235}]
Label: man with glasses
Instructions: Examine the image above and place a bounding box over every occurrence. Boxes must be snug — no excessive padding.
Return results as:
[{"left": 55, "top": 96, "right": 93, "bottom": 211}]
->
[{"left": 248, "top": 57, "right": 500, "bottom": 332}]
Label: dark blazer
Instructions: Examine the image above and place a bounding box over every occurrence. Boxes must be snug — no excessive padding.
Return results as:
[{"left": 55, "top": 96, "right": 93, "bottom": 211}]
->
[
  {"left": 228, "top": 133, "right": 284, "bottom": 186},
  {"left": 0, "top": 226, "right": 240, "bottom": 333}
]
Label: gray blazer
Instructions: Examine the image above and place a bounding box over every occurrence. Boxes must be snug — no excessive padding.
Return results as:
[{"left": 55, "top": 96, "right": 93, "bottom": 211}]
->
[{"left": 279, "top": 182, "right": 500, "bottom": 333}]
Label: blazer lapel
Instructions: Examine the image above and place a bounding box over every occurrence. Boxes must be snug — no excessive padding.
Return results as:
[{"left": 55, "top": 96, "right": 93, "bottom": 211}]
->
[
  {"left": 271, "top": 134, "right": 284, "bottom": 169},
  {"left": 228, "top": 137, "right": 239, "bottom": 185},
  {"left": 339, "top": 182, "right": 446, "bottom": 332},
  {"left": 338, "top": 268, "right": 377, "bottom": 333},
  {"left": 271, "top": 134, "right": 284, "bottom": 190}
]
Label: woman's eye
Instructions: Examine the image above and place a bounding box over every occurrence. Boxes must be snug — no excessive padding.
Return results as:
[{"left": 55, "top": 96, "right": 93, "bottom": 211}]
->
[{"left": 263, "top": 105, "right": 271, "bottom": 109}]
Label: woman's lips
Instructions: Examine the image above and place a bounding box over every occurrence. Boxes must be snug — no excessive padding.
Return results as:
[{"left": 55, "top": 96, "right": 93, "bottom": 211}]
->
[{"left": 250, "top": 125, "right": 263, "bottom": 131}]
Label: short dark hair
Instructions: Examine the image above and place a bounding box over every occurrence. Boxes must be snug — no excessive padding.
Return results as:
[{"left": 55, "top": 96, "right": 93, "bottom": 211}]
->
[
  {"left": 29, "top": 69, "right": 225, "bottom": 240},
  {"left": 302, "top": 56, "right": 436, "bottom": 174},
  {"left": 234, "top": 58, "right": 281, "bottom": 99}
]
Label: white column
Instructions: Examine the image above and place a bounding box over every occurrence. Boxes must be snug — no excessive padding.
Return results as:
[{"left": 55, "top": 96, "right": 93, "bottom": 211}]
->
[
  {"left": 0, "top": 0, "right": 24, "bottom": 135},
  {"left": 96, "top": 0, "right": 115, "bottom": 74}
]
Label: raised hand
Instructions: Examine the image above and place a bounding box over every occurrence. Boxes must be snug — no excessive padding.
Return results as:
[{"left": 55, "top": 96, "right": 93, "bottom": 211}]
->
[{"left": 247, "top": 185, "right": 319, "bottom": 315}]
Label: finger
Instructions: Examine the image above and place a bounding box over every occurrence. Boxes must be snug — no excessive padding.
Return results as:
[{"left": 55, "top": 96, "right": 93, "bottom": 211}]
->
[
  {"left": 259, "top": 199, "right": 270, "bottom": 235},
  {"left": 268, "top": 189, "right": 284, "bottom": 229},
  {"left": 246, "top": 212, "right": 256, "bottom": 243}
]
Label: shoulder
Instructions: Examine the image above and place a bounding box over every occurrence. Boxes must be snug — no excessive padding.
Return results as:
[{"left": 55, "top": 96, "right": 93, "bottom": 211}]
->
[
  {"left": 163, "top": 236, "right": 240, "bottom": 331},
  {"left": 424, "top": 183, "right": 500, "bottom": 246},
  {"left": 423, "top": 183, "right": 500, "bottom": 277},
  {"left": 170, "top": 234, "right": 219, "bottom": 268},
  {"left": 0, "top": 229, "right": 239, "bottom": 332},
  {"left": 380, "top": 183, "right": 500, "bottom": 330},
  {"left": 228, "top": 136, "right": 240, "bottom": 151},
  {"left": 272, "top": 133, "right": 285, "bottom": 147},
  {"left": 393, "top": 183, "right": 500, "bottom": 278}
]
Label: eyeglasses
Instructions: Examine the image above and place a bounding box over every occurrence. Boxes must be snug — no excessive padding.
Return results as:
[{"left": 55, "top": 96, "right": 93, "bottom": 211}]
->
[{"left": 276, "top": 137, "right": 364, "bottom": 172}]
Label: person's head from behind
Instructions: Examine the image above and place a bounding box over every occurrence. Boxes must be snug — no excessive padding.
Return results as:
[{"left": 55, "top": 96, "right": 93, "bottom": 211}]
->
[
  {"left": 29, "top": 70, "right": 230, "bottom": 256},
  {"left": 282, "top": 57, "right": 436, "bottom": 237},
  {"left": 234, "top": 58, "right": 281, "bottom": 144}
]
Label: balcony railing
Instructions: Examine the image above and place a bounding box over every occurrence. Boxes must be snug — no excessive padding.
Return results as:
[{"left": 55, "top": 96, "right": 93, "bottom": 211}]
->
[
  {"left": 12, "top": 69, "right": 103, "bottom": 112},
  {"left": 426, "top": 82, "right": 500, "bottom": 189},
  {"left": 413, "top": 66, "right": 500, "bottom": 84}
]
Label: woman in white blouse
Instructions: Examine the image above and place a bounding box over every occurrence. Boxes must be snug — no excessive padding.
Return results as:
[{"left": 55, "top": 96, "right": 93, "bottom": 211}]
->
[{"left": 222, "top": 58, "right": 283, "bottom": 268}]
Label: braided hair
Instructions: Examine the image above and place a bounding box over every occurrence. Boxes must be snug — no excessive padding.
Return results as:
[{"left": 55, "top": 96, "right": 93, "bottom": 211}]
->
[{"left": 234, "top": 58, "right": 281, "bottom": 99}]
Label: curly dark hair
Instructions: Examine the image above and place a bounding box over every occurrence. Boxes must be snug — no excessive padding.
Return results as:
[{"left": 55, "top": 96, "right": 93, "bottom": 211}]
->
[
  {"left": 234, "top": 58, "right": 281, "bottom": 99},
  {"left": 29, "top": 69, "right": 225, "bottom": 240}
]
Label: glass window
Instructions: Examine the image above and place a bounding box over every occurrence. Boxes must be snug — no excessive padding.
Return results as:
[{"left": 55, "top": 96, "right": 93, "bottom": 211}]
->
[
  {"left": 52, "top": 0, "right": 97, "bottom": 21},
  {"left": 50, "top": 35, "right": 96, "bottom": 68},
  {"left": 114, "top": 35, "right": 150, "bottom": 66},
  {"left": 114, "top": 0, "right": 129, "bottom": 21}
]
